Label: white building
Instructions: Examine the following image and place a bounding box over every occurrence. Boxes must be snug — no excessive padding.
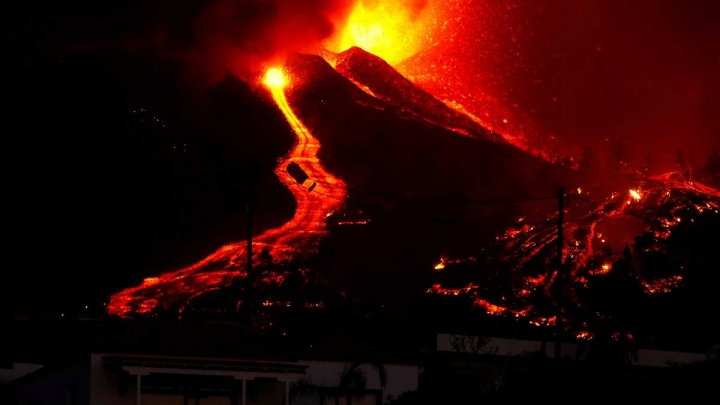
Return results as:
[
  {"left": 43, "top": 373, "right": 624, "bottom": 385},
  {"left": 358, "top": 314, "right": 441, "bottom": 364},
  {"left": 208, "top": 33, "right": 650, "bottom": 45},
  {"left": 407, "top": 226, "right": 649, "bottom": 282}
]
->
[
  {"left": 11, "top": 323, "right": 419, "bottom": 405},
  {"left": 436, "top": 333, "right": 708, "bottom": 366},
  {"left": 15, "top": 353, "right": 418, "bottom": 405}
]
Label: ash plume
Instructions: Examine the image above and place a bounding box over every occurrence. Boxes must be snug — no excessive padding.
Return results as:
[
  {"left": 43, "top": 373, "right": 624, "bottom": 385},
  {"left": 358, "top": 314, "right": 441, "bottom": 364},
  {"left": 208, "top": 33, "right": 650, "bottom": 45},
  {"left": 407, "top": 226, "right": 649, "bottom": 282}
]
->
[
  {"left": 9, "top": 0, "right": 361, "bottom": 85},
  {"left": 143, "top": 0, "right": 355, "bottom": 85},
  {"left": 176, "top": 0, "right": 430, "bottom": 83},
  {"left": 180, "top": 0, "right": 356, "bottom": 83}
]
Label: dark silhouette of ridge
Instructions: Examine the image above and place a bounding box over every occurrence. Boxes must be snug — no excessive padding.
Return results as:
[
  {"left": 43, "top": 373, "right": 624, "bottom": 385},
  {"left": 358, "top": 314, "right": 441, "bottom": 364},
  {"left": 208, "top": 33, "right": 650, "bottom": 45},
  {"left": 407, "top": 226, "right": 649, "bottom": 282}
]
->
[{"left": 334, "top": 47, "right": 500, "bottom": 142}]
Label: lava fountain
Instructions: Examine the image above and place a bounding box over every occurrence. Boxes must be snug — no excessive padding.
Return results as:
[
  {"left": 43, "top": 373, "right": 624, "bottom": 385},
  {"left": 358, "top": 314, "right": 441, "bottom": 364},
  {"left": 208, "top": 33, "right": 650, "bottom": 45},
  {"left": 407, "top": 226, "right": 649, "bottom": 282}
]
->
[
  {"left": 322, "top": 0, "right": 547, "bottom": 158},
  {"left": 323, "top": 0, "right": 440, "bottom": 65},
  {"left": 107, "top": 68, "right": 346, "bottom": 317}
]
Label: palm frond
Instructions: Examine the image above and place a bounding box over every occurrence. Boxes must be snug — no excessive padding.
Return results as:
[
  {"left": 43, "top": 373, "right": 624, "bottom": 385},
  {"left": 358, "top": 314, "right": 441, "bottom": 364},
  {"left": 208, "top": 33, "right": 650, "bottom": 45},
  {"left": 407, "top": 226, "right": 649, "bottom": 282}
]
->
[
  {"left": 349, "top": 361, "right": 388, "bottom": 388},
  {"left": 292, "top": 378, "right": 327, "bottom": 404}
]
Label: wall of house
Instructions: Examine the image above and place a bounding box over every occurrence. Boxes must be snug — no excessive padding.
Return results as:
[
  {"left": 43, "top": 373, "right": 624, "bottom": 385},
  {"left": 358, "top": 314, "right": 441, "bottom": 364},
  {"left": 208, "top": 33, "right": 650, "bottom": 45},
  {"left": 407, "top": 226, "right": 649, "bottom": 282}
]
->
[
  {"left": 16, "top": 361, "right": 91, "bottom": 405},
  {"left": 0, "top": 363, "right": 44, "bottom": 384},
  {"left": 247, "top": 379, "right": 286, "bottom": 405},
  {"left": 89, "top": 354, "right": 136, "bottom": 405},
  {"left": 298, "top": 361, "right": 418, "bottom": 404},
  {"left": 141, "top": 394, "right": 233, "bottom": 405},
  {"left": 436, "top": 334, "right": 708, "bottom": 366},
  {"left": 89, "top": 355, "right": 295, "bottom": 405}
]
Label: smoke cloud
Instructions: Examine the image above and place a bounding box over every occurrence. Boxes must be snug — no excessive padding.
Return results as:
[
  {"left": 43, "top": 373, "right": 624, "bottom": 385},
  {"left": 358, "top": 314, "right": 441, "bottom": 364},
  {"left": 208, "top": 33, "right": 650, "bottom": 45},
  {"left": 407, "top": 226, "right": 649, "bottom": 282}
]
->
[{"left": 167, "top": 0, "right": 356, "bottom": 83}]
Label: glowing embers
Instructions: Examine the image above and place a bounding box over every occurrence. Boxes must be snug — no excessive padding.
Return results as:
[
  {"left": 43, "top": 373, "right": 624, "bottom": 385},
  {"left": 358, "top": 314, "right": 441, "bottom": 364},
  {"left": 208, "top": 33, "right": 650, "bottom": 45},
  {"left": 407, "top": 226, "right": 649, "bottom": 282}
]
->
[
  {"left": 324, "top": 0, "right": 438, "bottom": 65},
  {"left": 106, "top": 67, "right": 347, "bottom": 317},
  {"left": 589, "top": 263, "right": 612, "bottom": 276},
  {"left": 427, "top": 172, "right": 720, "bottom": 333},
  {"left": 263, "top": 67, "right": 287, "bottom": 89},
  {"left": 433, "top": 256, "right": 477, "bottom": 272},
  {"left": 643, "top": 275, "right": 684, "bottom": 295}
]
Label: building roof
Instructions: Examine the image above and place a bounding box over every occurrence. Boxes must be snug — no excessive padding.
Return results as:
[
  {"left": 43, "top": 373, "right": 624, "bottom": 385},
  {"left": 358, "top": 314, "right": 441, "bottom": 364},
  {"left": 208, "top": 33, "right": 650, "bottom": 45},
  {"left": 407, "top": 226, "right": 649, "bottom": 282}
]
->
[{"left": 102, "top": 354, "right": 307, "bottom": 375}]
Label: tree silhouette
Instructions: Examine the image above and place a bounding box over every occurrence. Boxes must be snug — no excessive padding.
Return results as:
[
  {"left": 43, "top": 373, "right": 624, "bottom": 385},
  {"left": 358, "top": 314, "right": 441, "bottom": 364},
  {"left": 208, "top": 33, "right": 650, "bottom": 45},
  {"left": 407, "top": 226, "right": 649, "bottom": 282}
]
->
[
  {"left": 586, "top": 245, "right": 641, "bottom": 365},
  {"left": 579, "top": 146, "right": 599, "bottom": 174},
  {"left": 704, "top": 149, "right": 720, "bottom": 174},
  {"left": 700, "top": 149, "right": 720, "bottom": 187},
  {"left": 608, "top": 140, "right": 628, "bottom": 173},
  {"left": 676, "top": 149, "right": 692, "bottom": 181},
  {"left": 640, "top": 152, "right": 657, "bottom": 176},
  {"left": 293, "top": 362, "right": 388, "bottom": 405}
]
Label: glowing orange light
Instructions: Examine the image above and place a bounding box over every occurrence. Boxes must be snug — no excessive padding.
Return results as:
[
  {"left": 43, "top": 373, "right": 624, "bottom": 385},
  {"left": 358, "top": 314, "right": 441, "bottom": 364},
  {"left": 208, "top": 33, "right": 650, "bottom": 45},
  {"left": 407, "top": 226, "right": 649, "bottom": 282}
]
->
[
  {"left": 476, "top": 299, "right": 507, "bottom": 315},
  {"left": 434, "top": 258, "right": 446, "bottom": 271},
  {"left": 629, "top": 189, "right": 642, "bottom": 201},
  {"left": 263, "top": 67, "right": 287, "bottom": 89},
  {"left": 590, "top": 263, "right": 612, "bottom": 276},
  {"left": 107, "top": 65, "right": 347, "bottom": 317},
  {"left": 576, "top": 331, "right": 593, "bottom": 341},
  {"left": 143, "top": 277, "right": 160, "bottom": 286},
  {"left": 325, "top": 0, "right": 436, "bottom": 65}
]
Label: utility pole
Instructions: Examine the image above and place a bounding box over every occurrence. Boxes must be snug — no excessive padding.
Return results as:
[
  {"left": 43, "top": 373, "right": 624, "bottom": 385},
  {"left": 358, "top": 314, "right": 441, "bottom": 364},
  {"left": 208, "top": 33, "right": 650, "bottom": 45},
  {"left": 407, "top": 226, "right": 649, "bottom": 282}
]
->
[
  {"left": 246, "top": 158, "right": 256, "bottom": 277},
  {"left": 554, "top": 187, "right": 565, "bottom": 361}
]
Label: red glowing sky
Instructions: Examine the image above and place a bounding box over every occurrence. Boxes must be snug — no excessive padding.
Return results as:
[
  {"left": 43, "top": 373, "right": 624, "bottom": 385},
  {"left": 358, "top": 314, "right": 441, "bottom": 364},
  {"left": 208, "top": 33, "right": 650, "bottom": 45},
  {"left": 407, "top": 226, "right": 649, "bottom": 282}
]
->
[
  {"left": 14, "top": 0, "right": 720, "bottom": 164},
  {"left": 170, "top": 0, "right": 720, "bottom": 166}
]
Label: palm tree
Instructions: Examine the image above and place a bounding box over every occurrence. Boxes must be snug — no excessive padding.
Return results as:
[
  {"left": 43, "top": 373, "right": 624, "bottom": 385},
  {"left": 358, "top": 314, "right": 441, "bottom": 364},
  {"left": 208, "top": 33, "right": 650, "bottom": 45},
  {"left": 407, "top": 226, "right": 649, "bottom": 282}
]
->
[{"left": 292, "top": 361, "right": 388, "bottom": 405}]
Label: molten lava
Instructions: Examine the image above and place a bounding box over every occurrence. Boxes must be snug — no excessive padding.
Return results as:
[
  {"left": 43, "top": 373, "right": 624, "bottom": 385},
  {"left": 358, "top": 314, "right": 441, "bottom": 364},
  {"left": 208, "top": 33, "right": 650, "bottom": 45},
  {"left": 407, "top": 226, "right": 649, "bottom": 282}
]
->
[
  {"left": 324, "top": 0, "right": 439, "bottom": 66},
  {"left": 322, "top": 1, "right": 554, "bottom": 160},
  {"left": 107, "top": 68, "right": 346, "bottom": 317},
  {"left": 428, "top": 172, "right": 720, "bottom": 329},
  {"left": 263, "top": 67, "right": 287, "bottom": 88}
]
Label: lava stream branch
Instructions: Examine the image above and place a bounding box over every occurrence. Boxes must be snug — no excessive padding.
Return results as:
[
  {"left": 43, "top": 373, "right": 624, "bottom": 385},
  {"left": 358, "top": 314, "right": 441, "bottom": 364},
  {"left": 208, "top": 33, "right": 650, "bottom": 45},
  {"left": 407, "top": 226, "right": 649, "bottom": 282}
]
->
[
  {"left": 430, "top": 172, "right": 720, "bottom": 328},
  {"left": 106, "top": 69, "right": 346, "bottom": 317}
]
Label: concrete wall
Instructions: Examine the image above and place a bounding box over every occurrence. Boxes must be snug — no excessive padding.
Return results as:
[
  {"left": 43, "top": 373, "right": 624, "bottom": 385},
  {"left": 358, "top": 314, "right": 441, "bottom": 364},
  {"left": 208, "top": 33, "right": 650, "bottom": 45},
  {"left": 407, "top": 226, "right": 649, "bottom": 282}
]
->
[
  {"left": 141, "top": 394, "right": 232, "bottom": 405},
  {"left": 89, "top": 355, "right": 293, "bottom": 405},
  {"left": 0, "top": 363, "right": 44, "bottom": 383},
  {"left": 436, "top": 333, "right": 707, "bottom": 367},
  {"left": 24, "top": 355, "right": 417, "bottom": 405},
  {"left": 89, "top": 354, "right": 136, "bottom": 405},
  {"left": 16, "top": 361, "right": 91, "bottom": 405},
  {"left": 298, "top": 361, "right": 418, "bottom": 404}
]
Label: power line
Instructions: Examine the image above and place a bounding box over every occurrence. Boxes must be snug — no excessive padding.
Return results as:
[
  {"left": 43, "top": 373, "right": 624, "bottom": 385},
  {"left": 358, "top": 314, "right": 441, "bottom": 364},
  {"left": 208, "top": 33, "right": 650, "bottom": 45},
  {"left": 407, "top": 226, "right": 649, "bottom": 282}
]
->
[
  {"left": 297, "top": 178, "right": 667, "bottom": 230},
  {"left": 313, "top": 179, "right": 557, "bottom": 205}
]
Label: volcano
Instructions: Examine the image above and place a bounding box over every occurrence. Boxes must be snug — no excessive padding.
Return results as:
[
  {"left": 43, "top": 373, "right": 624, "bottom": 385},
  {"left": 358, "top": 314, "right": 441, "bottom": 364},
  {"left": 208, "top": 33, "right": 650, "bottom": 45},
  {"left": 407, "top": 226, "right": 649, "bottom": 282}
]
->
[
  {"left": 107, "top": 47, "right": 578, "bottom": 318},
  {"left": 331, "top": 47, "right": 501, "bottom": 142},
  {"left": 102, "top": 37, "right": 720, "bottom": 349}
]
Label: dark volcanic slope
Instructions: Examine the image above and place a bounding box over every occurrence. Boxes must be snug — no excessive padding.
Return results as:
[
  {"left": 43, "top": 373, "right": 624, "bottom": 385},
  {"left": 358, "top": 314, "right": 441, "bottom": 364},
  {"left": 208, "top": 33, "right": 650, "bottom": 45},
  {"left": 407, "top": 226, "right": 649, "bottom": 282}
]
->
[
  {"left": 7, "top": 54, "right": 297, "bottom": 314},
  {"left": 282, "top": 52, "right": 580, "bottom": 310},
  {"left": 334, "top": 47, "right": 500, "bottom": 141},
  {"left": 287, "top": 52, "right": 576, "bottom": 208}
]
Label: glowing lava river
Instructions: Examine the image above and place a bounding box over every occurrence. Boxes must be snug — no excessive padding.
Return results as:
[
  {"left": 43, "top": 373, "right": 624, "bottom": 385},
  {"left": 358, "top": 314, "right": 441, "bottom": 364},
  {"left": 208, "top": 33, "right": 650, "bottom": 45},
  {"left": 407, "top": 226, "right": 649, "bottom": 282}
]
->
[{"left": 107, "top": 68, "right": 346, "bottom": 317}]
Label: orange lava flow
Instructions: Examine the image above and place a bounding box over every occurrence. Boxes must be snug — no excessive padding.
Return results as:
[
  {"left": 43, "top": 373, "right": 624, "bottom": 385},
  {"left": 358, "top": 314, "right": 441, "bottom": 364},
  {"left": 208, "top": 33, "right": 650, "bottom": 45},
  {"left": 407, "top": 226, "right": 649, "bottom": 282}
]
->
[
  {"left": 428, "top": 172, "right": 720, "bottom": 330},
  {"left": 324, "top": 0, "right": 439, "bottom": 66},
  {"left": 323, "top": 1, "right": 556, "bottom": 161},
  {"left": 106, "top": 68, "right": 346, "bottom": 317}
]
